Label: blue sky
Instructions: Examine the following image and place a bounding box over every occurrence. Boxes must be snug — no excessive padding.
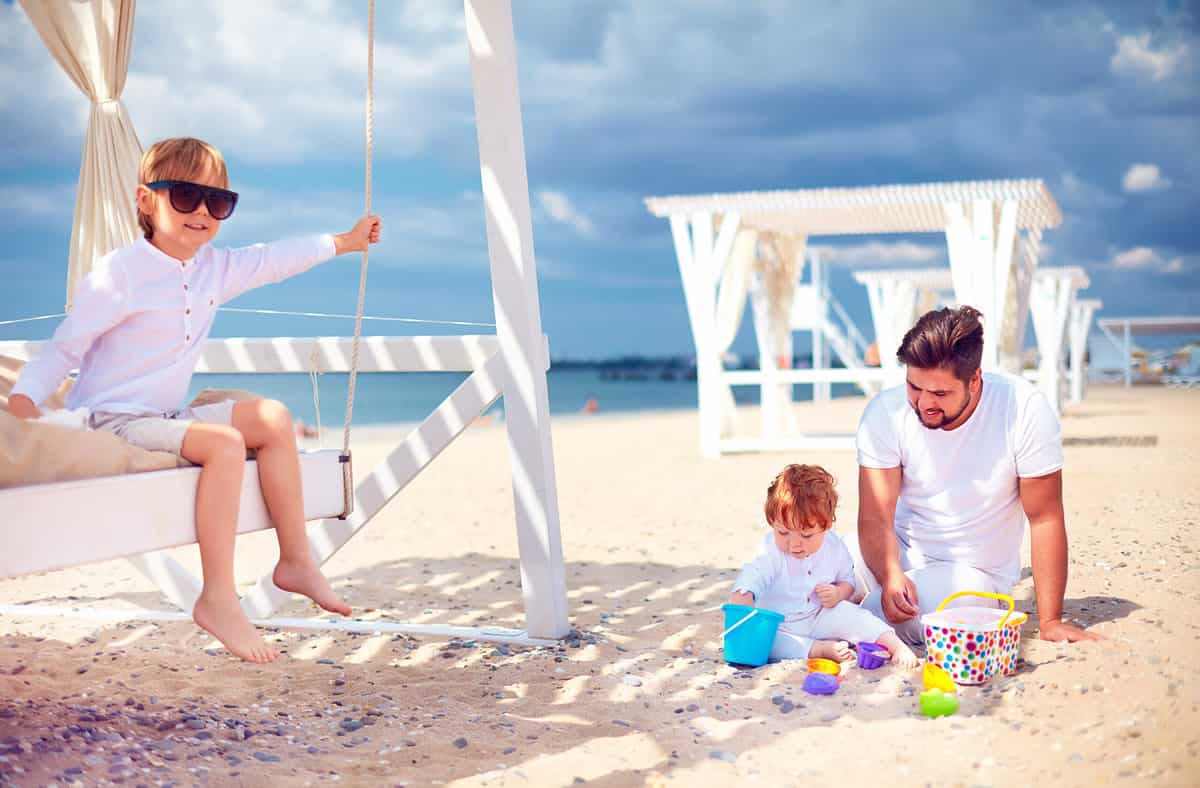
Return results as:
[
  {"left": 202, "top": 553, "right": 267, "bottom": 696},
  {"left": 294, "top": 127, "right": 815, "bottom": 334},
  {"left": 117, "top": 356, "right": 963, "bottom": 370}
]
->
[{"left": 1, "top": 1, "right": 1197, "bottom": 359}]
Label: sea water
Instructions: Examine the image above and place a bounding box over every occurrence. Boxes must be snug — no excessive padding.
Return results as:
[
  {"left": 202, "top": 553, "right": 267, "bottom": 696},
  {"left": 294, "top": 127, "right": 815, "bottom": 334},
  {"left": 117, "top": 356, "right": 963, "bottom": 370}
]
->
[{"left": 188, "top": 369, "right": 864, "bottom": 427}]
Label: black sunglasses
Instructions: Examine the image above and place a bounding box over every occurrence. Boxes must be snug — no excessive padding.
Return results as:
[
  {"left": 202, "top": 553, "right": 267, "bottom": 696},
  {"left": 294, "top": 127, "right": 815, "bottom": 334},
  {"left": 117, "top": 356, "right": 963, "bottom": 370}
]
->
[{"left": 144, "top": 180, "right": 238, "bottom": 220}]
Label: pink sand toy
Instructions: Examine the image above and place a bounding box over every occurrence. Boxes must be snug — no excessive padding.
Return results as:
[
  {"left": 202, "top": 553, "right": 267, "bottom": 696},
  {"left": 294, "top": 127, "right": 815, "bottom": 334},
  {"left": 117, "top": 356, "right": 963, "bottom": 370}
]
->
[{"left": 921, "top": 591, "right": 1027, "bottom": 686}]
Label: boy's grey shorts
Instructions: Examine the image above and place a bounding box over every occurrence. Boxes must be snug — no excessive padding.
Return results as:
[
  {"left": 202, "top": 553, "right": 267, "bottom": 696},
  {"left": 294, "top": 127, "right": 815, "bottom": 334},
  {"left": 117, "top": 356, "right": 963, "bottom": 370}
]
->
[{"left": 89, "top": 400, "right": 238, "bottom": 456}]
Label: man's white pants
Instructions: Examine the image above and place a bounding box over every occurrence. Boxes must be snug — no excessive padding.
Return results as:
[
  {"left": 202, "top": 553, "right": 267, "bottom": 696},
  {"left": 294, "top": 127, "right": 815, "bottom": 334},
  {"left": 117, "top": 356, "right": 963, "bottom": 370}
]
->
[
  {"left": 770, "top": 601, "right": 891, "bottom": 660},
  {"left": 842, "top": 532, "right": 1010, "bottom": 645}
]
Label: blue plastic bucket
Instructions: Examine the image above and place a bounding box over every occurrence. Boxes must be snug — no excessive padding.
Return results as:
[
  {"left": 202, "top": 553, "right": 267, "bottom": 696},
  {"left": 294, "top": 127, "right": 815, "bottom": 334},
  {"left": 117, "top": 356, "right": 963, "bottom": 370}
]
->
[{"left": 721, "top": 604, "right": 784, "bottom": 667}]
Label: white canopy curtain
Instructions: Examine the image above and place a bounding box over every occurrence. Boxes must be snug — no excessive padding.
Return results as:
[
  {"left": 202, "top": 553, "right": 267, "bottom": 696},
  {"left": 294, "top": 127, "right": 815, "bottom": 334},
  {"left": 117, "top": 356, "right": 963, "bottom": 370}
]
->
[
  {"left": 19, "top": 0, "right": 142, "bottom": 309},
  {"left": 750, "top": 234, "right": 804, "bottom": 434},
  {"left": 713, "top": 228, "right": 756, "bottom": 437}
]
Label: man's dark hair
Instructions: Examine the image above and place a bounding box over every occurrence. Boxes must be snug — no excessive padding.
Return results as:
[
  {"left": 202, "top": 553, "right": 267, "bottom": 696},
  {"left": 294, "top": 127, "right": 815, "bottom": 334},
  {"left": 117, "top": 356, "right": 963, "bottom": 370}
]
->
[{"left": 896, "top": 305, "right": 984, "bottom": 382}]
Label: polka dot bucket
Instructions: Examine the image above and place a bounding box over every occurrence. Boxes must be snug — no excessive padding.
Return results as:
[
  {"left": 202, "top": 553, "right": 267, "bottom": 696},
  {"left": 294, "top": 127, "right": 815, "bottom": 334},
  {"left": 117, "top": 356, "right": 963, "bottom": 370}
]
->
[{"left": 920, "top": 591, "right": 1027, "bottom": 686}]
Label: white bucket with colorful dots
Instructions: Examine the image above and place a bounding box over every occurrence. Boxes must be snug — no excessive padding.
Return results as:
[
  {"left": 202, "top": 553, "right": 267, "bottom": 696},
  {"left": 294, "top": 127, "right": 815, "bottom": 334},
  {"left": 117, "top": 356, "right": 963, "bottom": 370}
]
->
[{"left": 921, "top": 591, "right": 1027, "bottom": 686}]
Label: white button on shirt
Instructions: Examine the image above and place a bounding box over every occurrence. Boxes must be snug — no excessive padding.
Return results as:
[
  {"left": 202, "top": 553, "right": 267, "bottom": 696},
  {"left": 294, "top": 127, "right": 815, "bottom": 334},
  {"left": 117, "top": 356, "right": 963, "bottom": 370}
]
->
[{"left": 14, "top": 234, "right": 337, "bottom": 414}]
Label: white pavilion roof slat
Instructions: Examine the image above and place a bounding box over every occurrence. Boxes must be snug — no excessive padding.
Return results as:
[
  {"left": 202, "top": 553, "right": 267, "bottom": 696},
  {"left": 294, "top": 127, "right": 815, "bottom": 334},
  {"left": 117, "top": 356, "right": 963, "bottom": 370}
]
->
[
  {"left": 851, "top": 265, "right": 1085, "bottom": 290},
  {"left": 644, "top": 179, "right": 1062, "bottom": 237},
  {"left": 1097, "top": 317, "right": 1200, "bottom": 336}
]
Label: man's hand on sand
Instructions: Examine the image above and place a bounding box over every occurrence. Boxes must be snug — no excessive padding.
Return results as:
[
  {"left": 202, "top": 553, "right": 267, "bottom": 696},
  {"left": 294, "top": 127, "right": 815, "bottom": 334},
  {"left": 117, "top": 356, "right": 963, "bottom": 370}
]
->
[
  {"left": 881, "top": 576, "right": 919, "bottom": 623},
  {"left": 1039, "top": 619, "right": 1103, "bottom": 642}
]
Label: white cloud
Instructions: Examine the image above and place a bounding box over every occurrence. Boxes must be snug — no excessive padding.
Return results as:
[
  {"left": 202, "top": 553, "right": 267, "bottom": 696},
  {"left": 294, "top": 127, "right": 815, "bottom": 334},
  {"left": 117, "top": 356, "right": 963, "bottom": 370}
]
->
[
  {"left": 1110, "top": 33, "right": 1187, "bottom": 82},
  {"left": 1121, "top": 163, "right": 1171, "bottom": 193},
  {"left": 815, "top": 241, "right": 943, "bottom": 269},
  {"left": 1108, "top": 246, "right": 1187, "bottom": 274},
  {"left": 537, "top": 190, "right": 595, "bottom": 237},
  {"left": 2, "top": 1, "right": 471, "bottom": 164},
  {"left": 0, "top": 184, "right": 78, "bottom": 222},
  {"left": 1111, "top": 246, "right": 1160, "bottom": 268}
]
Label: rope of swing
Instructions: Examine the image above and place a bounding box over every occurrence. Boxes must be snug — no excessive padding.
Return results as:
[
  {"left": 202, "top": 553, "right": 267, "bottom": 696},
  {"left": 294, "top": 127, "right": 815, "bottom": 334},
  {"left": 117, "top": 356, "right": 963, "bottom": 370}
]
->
[{"left": 342, "top": 0, "right": 375, "bottom": 459}]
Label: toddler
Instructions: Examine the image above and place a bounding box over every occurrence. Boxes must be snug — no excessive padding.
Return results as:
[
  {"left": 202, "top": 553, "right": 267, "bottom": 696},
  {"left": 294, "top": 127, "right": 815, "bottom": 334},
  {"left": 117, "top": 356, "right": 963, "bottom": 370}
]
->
[
  {"left": 9, "top": 137, "right": 382, "bottom": 663},
  {"left": 729, "top": 464, "right": 918, "bottom": 667}
]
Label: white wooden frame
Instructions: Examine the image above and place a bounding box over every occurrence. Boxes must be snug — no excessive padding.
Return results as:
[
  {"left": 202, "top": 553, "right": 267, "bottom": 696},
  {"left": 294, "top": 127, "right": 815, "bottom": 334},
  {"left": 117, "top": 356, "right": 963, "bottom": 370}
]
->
[
  {"left": 1068, "top": 298, "right": 1102, "bottom": 405},
  {"left": 853, "top": 268, "right": 955, "bottom": 391},
  {"left": 646, "top": 180, "right": 1062, "bottom": 456},
  {"left": 1029, "top": 266, "right": 1090, "bottom": 414},
  {"left": 1097, "top": 316, "right": 1200, "bottom": 388},
  {"left": 2, "top": 333, "right": 565, "bottom": 644},
  {"left": 1, "top": 1, "right": 569, "bottom": 646}
]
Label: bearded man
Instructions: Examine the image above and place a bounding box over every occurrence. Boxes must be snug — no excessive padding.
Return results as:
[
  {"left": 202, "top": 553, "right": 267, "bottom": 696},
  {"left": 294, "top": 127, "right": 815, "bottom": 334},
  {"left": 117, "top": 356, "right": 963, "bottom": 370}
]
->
[{"left": 853, "top": 305, "right": 1100, "bottom": 644}]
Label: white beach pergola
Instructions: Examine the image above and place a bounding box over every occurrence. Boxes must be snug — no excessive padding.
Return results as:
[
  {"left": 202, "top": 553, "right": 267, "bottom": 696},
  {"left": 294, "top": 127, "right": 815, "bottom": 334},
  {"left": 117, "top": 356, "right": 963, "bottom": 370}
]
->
[
  {"left": 1097, "top": 316, "right": 1200, "bottom": 388},
  {"left": 1, "top": 0, "right": 570, "bottom": 645},
  {"left": 644, "top": 180, "right": 1062, "bottom": 456},
  {"left": 851, "top": 267, "right": 955, "bottom": 389},
  {"left": 1028, "top": 266, "right": 1090, "bottom": 413},
  {"left": 852, "top": 266, "right": 1094, "bottom": 415}
]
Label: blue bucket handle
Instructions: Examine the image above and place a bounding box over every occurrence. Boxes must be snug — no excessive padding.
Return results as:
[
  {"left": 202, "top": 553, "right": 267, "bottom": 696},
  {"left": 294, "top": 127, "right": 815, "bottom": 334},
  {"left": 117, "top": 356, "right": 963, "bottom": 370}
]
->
[{"left": 721, "top": 607, "right": 759, "bottom": 639}]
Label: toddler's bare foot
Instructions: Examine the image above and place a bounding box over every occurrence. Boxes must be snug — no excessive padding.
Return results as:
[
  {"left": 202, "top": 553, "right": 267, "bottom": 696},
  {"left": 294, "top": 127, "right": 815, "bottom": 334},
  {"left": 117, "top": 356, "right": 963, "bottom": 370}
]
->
[
  {"left": 273, "top": 558, "right": 351, "bottom": 616},
  {"left": 809, "top": 639, "right": 854, "bottom": 662},
  {"left": 193, "top": 592, "right": 277, "bottom": 663},
  {"left": 877, "top": 632, "right": 921, "bottom": 669}
]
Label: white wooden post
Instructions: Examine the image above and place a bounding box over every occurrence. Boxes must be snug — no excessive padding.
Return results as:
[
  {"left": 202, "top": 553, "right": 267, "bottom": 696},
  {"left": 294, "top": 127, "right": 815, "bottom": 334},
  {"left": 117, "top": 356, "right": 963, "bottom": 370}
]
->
[
  {"left": 855, "top": 270, "right": 928, "bottom": 390},
  {"left": 1124, "top": 321, "right": 1133, "bottom": 388},
  {"left": 811, "top": 252, "right": 830, "bottom": 402},
  {"left": 944, "top": 199, "right": 1024, "bottom": 372},
  {"left": 465, "top": 0, "right": 568, "bottom": 638},
  {"left": 670, "top": 211, "right": 743, "bottom": 457},
  {"left": 1029, "top": 267, "right": 1088, "bottom": 414},
  {"left": 1068, "top": 298, "right": 1102, "bottom": 404},
  {"left": 671, "top": 213, "right": 718, "bottom": 457}
]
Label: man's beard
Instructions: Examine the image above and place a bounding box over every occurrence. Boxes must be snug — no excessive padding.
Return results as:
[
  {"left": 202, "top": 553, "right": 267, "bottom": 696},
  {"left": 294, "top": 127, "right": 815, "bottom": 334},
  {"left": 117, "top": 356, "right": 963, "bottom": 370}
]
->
[{"left": 913, "top": 388, "right": 972, "bottom": 430}]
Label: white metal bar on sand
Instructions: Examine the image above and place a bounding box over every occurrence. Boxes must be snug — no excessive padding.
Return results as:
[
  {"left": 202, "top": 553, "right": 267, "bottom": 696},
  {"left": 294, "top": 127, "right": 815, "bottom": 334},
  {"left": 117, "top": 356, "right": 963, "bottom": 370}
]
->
[{"left": 0, "top": 605, "right": 558, "bottom": 646}]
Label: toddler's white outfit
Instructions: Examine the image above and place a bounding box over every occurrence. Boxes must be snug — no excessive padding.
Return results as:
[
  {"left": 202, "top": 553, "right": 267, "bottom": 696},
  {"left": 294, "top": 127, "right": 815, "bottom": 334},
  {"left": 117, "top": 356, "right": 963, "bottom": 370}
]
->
[{"left": 733, "top": 531, "right": 892, "bottom": 660}]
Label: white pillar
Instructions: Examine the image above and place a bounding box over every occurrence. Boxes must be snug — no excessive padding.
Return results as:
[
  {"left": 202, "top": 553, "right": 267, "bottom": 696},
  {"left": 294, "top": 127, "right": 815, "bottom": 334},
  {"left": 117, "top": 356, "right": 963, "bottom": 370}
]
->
[
  {"left": 1068, "top": 298, "right": 1102, "bottom": 404},
  {"left": 944, "top": 199, "right": 1024, "bottom": 372},
  {"left": 812, "top": 252, "right": 831, "bottom": 402},
  {"left": 669, "top": 211, "right": 743, "bottom": 457},
  {"left": 1124, "top": 321, "right": 1133, "bottom": 388},
  {"left": 1029, "top": 268, "right": 1088, "bottom": 414},
  {"left": 855, "top": 271, "right": 924, "bottom": 390},
  {"left": 465, "top": 0, "right": 567, "bottom": 638}
]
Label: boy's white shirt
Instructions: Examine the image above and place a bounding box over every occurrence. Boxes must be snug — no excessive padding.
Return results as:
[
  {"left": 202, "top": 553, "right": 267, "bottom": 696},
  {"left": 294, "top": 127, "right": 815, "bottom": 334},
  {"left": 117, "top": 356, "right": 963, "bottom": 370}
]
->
[
  {"left": 13, "top": 235, "right": 336, "bottom": 415},
  {"left": 855, "top": 371, "right": 1064, "bottom": 588},
  {"left": 733, "top": 531, "right": 857, "bottom": 623}
]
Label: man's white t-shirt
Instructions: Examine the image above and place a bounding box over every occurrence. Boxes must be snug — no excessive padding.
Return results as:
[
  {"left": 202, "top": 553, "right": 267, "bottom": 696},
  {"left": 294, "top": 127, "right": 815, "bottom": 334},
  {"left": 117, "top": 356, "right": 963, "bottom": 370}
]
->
[{"left": 855, "top": 371, "right": 1063, "bottom": 588}]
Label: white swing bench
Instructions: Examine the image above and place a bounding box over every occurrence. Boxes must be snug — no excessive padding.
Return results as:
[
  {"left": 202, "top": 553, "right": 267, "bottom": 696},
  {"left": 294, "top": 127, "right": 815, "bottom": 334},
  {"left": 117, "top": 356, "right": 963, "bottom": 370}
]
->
[
  {"left": 3, "top": 1, "right": 569, "bottom": 645},
  {"left": 0, "top": 333, "right": 563, "bottom": 644}
]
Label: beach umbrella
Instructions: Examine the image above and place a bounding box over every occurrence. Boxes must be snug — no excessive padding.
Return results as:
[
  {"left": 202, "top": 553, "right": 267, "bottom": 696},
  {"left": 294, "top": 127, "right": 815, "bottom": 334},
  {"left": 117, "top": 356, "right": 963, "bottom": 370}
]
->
[{"left": 19, "top": 0, "right": 142, "bottom": 309}]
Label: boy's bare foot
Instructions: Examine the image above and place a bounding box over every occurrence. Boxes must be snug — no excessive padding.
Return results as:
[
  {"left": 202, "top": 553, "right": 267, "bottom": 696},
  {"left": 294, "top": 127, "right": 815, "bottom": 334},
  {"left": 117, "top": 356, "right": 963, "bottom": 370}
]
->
[
  {"left": 193, "top": 592, "right": 277, "bottom": 663},
  {"left": 273, "top": 558, "right": 352, "bottom": 617},
  {"left": 877, "top": 632, "right": 921, "bottom": 669},
  {"left": 809, "top": 639, "right": 854, "bottom": 662}
]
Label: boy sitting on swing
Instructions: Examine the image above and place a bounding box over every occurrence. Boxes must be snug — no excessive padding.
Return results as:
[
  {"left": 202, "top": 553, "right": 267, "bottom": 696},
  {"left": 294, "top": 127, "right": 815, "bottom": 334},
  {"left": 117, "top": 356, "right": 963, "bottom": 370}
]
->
[{"left": 8, "top": 137, "right": 382, "bottom": 663}]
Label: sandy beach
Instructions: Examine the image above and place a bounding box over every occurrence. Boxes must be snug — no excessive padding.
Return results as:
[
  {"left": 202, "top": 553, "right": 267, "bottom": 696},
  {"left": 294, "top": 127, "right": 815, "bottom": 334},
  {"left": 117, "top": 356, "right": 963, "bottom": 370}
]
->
[{"left": 1, "top": 383, "right": 1197, "bottom": 787}]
